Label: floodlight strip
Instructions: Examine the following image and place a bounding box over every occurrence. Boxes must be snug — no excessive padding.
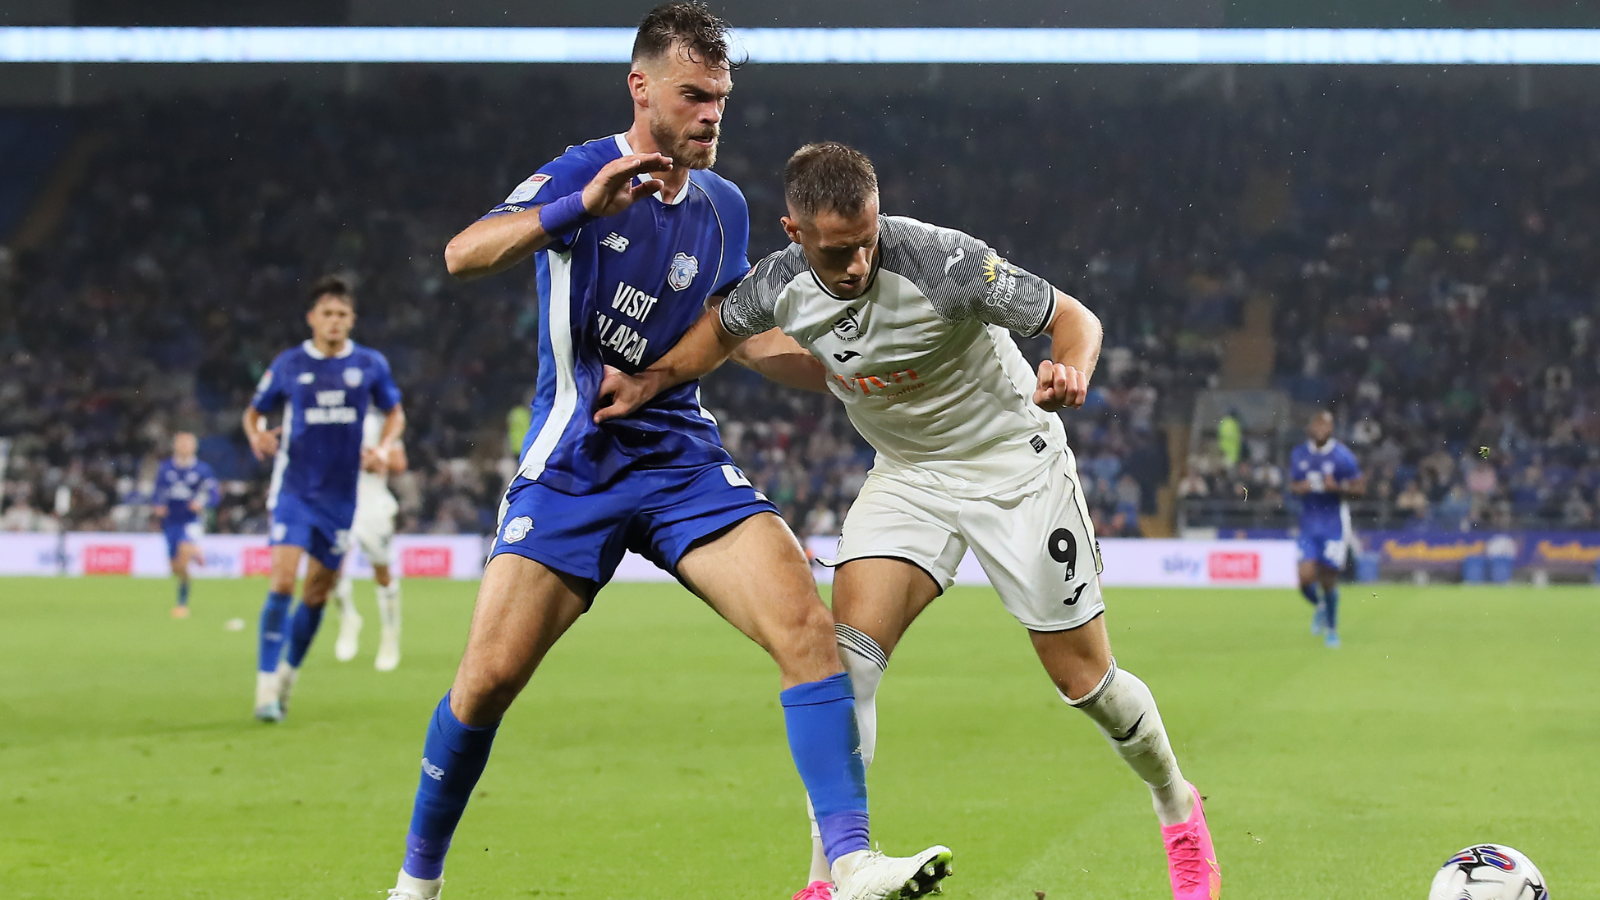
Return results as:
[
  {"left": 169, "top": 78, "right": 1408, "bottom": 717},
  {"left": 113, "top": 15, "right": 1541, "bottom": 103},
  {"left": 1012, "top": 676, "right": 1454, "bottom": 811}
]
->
[{"left": 4, "top": 27, "right": 1600, "bottom": 65}]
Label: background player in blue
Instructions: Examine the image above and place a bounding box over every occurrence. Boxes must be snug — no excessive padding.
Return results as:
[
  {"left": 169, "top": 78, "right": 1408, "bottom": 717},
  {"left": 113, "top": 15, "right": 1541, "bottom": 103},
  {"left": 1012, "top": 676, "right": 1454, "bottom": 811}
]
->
[
  {"left": 242, "top": 276, "right": 405, "bottom": 722},
  {"left": 384, "top": 7, "right": 950, "bottom": 900},
  {"left": 152, "top": 431, "right": 219, "bottom": 619},
  {"left": 1289, "top": 410, "right": 1366, "bottom": 648}
]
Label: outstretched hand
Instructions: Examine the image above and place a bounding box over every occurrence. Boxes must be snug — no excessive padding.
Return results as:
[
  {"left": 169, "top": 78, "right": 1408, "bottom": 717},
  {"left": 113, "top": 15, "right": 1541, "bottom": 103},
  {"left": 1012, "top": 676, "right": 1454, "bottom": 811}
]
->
[
  {"left": 1033, "top": 360, "right": 1089, "bottom": 412},
  {"left": 582, "top": 153, "right": 672, "bottom": 218},
  {"left": 594, "top": 366, "right": 665, "bottom": 424}
]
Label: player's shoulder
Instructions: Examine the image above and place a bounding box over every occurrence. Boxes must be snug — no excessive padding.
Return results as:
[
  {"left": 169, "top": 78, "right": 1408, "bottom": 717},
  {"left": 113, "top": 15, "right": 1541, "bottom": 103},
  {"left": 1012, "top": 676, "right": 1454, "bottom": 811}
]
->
[
  {"left": 688, "top": 167, "right": 747, "bottom": 211},
  {"left": 350, "top": 341, "right": 390, "bottom": 367},
  {"left": 879, "top": 215, "right": 982, "bottom": 261},
  {"left": 269, "top": 343, "right": 309, "bottom": 370},
  {"left": 545, "top": 135, "right": 624, "bottom": 177},
  {"left": 744, "top": 243, "right": 809, "bottom": 294}
]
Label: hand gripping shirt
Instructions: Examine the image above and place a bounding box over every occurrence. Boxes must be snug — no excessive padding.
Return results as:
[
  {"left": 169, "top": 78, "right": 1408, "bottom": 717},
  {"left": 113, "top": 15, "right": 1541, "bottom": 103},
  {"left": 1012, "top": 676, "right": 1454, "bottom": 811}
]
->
[
  {"left": 721, "top": 215, "right": 1064, "bottom": 499},
  {"left": 250, "top": 340, "right": 402, "bottom": 523},
  {"left": 485, "top": 134, "right": 752, "bottom": 494}
]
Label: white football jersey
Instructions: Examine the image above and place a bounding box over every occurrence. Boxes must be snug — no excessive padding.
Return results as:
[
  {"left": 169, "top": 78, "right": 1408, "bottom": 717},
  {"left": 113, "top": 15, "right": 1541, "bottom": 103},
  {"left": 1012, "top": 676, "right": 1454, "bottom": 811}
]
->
[
  {"left": 721, "top": 215, "right": 1065, "bottom": 498},
  {"left": 355, "top": 409, "right": 400, "bottom": 521}
]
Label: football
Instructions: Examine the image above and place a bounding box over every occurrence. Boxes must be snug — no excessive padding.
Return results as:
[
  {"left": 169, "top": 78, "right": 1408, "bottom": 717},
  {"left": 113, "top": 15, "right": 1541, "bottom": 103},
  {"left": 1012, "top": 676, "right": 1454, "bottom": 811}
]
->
[{"left": 1428, "top": 845, "right": 1549, "bottom": 900}]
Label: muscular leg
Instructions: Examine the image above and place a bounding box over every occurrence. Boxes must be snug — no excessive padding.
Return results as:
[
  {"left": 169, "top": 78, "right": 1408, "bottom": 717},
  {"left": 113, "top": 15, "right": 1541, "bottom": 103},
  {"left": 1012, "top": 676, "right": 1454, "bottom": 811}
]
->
[
  {"left": 800, "top": 557, "right": 941, "bottom": 884},
  {"left": 1032, "top": 615, "right": 1193, "bottom": 826},
  {"left": 1317, "top": 564, "right": 1341, "bottom": 634},
  {"left": 258, "top": 545, "right": 303, "bottom": 676},
  {"left": 284, "top": 555, "right": 340, "bottom": 670},
  {"left": 675, "top": 513, "right": 875, "bottom": 871},
  {"left": 398, "top": 553, "right": 588, "bottom": 888},
  {"left": 1298, "top": 559, "right": 1322, "bottom": 608},
  {"left": 372, "top": 561, "right": 403, "bottom": 670},
  {"left": 172, "top": 544, "right": 195, "bottom": 611}
]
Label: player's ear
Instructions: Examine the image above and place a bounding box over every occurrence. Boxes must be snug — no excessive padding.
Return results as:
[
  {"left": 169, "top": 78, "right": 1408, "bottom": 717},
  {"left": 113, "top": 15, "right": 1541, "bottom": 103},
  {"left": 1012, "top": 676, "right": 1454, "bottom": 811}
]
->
[
  {"left": 627, "top": 68, "right": 650, "bottom": 106},
  {"left": 781, "top": 215, "right": 801, "bottom": 245}
]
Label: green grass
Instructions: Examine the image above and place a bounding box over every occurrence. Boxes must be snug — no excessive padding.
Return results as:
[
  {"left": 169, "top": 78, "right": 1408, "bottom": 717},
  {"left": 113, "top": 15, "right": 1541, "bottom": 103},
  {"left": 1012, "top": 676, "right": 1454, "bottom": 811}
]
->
[{"left": 0, "top": 577, "right": 1595, "bottom": 898}]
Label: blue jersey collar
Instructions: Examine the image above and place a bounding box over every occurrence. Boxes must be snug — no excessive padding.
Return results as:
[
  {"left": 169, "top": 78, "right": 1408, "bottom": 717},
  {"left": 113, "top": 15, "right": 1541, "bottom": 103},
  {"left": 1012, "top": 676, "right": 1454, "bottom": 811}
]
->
[
  {"left": 613, "top": 133, "right": 691, "bottom": 207},
  {"left": 302, "top": 339, "right": 355, "bottom": 360}
]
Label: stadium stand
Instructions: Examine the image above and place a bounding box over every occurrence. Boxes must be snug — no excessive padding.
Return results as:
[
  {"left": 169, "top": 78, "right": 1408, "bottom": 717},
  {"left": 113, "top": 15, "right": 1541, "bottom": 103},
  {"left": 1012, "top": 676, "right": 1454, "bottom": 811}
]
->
[{"left": 6, "top": 76, "right": 1591, "bottom": 540}]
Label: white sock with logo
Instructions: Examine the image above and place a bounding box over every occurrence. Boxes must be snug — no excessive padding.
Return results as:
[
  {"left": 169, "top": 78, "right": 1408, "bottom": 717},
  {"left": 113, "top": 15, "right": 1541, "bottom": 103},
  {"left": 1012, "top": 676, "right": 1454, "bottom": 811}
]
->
[
  {"left": 806, "top": 624, "right": 888, "bottom": 884},
  {"left": 1064, "top": 661, "right": 1191, "bottom": 826},
  {"left": 376, "top": 580, "right": 401, "bottom": 635}
]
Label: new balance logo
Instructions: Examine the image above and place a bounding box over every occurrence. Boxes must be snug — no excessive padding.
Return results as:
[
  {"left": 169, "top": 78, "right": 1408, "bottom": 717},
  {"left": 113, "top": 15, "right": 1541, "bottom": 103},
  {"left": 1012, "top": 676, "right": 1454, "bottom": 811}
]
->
[
  {"left": 421, "top": 757, "right": 445, "bottom": 781},
  {"left": 601, "top": 233, "right": 630, "bottom": 253}
]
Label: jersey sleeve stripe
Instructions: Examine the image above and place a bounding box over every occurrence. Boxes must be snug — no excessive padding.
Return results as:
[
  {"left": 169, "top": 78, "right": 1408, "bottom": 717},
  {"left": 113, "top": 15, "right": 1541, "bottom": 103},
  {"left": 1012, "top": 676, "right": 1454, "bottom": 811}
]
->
[{"left": 517, "top": 250, "right": 580, "bottom": 482}]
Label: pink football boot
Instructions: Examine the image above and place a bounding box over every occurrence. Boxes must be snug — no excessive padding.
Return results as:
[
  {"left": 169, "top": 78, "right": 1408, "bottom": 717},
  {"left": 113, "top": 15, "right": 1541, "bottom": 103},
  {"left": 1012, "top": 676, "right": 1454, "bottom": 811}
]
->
[
  {"left": 1160, "top": 784, "right": 1220, "bottom": 899},
  {"left": 791, "top": 880, "right": 833, "bottom": 900}
]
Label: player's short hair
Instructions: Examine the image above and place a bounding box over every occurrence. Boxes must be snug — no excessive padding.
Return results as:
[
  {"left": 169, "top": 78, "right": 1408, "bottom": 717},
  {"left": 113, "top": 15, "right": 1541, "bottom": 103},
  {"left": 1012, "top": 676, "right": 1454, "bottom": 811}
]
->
[
  {"left": 632, "top": 2, "right": 741, "bottom": 71},
  {"left": 308, "top": 274, "right": 355, "bottom": 311},
  {"left": 784, "top": 142, "right": 879, "bottom": 220}
]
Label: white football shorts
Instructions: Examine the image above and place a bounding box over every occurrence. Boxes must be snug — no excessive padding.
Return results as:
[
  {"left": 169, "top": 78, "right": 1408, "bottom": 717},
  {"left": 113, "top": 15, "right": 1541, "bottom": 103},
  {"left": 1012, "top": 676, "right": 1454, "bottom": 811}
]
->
[
  {"left": 351, "top": 506, "right": 396, "bottom": 568},
  {"left": 835, "top": 449, "right": 1106, "bottom": 632}
]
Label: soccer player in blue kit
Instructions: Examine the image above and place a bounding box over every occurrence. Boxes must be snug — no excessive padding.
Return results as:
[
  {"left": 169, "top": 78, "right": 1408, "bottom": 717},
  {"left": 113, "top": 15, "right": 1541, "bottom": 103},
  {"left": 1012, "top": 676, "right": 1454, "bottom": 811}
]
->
[
  {"left": 1288, "top": 411, "right": 1365, "bottom": 648},
  {"left": 381, "top": 6, "right": 950, "bottom": 900},
  {"left": 152, "top": 431, "right": 219, "bottom": 618},
  {"left": 243, "top": 275, "right": 405, "bottom": 721}
]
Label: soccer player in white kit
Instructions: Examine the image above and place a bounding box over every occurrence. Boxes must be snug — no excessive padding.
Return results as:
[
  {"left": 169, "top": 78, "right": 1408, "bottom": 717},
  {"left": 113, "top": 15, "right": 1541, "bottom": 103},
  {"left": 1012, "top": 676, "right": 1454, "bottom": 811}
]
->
[
  {"left": 598, "top": 143, "right": 1221, "bottom": 900},
  {"left": 332, "top": 408, "right": 407, "bottom": 670}
]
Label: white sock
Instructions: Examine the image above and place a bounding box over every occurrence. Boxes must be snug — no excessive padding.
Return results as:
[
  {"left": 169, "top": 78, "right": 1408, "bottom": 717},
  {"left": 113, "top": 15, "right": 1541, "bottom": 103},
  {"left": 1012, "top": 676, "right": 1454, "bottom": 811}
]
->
[
  {"left": 806, "top": 624, "right": 888, "bottom": 883},
  {"left": 394, "top": 869, "right": 442, "bottom": 900},
  {"left": 1064, "top": 661, "right": 1192, "bottom": 826},
  {"left": 376, "top": 580, "right": 402, "bottom": 634},
  {"left": 333, "top": 574, "right": 356, "bottom": 618}
]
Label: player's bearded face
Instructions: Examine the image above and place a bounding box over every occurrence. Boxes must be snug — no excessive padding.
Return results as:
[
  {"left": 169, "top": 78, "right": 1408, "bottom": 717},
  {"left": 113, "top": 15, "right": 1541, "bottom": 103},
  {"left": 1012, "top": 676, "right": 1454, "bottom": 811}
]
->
[{"left": 645, "top": 50, "right": 728, "bottom": 170}]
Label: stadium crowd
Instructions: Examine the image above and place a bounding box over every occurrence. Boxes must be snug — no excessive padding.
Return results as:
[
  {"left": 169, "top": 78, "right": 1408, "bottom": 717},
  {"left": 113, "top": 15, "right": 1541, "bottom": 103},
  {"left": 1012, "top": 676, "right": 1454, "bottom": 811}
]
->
[{"left": 4, "top": 77, "right": 1595, "bottom": 536}]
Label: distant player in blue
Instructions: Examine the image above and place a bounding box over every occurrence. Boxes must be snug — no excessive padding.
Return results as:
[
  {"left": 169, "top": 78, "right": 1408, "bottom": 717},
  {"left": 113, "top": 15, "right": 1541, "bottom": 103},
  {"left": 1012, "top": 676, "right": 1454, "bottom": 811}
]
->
[
  {"left": 242, "top": 275, "right": 405, "bottom": 722},
  {"left": 152, "top": 431, "right": 218, "bottom": 619},
  {"left": 380, "top": 7, "right": 949, "bottom": 900},
  {"left": 1289, "top": 411, "right": 1365, "bottom": 648}
]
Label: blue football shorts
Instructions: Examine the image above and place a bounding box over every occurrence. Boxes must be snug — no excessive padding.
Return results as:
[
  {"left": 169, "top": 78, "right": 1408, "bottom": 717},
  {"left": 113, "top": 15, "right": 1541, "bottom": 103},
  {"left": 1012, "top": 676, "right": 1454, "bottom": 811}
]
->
[
  {"left": 269, "top": 492, "right": 353, "bottom": 571},
  {"left": 1297, "top": 530, "right": 1348, "bottom": 570},
  {"left": 489, "top": 460, "right": 779, "bottom": 596}
]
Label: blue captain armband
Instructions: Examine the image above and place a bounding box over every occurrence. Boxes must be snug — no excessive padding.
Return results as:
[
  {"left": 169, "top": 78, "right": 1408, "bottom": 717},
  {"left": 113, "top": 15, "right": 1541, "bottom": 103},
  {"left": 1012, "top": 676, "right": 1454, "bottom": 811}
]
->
[{"left": 539, "top": 191, "right": 595, "bottom": 240}]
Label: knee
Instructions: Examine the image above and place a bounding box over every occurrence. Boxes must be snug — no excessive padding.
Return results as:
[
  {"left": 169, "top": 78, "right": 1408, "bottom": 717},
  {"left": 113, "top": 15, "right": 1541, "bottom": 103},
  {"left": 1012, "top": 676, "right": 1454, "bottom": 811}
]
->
[
  {"left": 765, "top": 599, "right": 841, "bottom": 678},
  {"left": 452, "top": 659, "right": 526, "bottom": 724}
]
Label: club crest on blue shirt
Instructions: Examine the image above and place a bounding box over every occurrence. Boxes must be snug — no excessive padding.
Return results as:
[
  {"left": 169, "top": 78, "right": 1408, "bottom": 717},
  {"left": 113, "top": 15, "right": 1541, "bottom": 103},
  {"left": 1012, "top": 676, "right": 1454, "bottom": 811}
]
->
[
  {"left": 667, "top": 252, "right": 699, "bottom": 292},
  {"left": 343, "top": 367, "right": 364, "bottom": 388}
]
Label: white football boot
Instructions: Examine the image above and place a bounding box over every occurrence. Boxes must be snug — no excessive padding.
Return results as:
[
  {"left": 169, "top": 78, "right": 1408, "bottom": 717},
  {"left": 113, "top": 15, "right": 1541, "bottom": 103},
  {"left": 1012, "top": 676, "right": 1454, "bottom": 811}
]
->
[
  {"left": 253, "top": 671, "right": 283, "bottom": 723},
  {"left": 832, "top": 846, "right": 953, "bottom": 900},
  {"left": 275, "top": 661, "right": 300, "bottom": 716},
  {"left": 388, "top": 870, "right": 442, "bottom": 900},
  {"left": 333, "top": 578, "right": 362, "bottom": 662},
  {"left": 375, "top": 627, "right": 401, "bottom": 671}
]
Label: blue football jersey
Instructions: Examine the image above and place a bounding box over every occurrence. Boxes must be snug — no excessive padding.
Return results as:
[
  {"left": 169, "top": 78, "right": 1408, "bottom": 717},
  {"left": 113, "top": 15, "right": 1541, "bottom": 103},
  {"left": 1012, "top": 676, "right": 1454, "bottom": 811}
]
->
[
  {"left": 250, "top": 340, "right": 402, "bottom": 522},
  {"left": 485, "top": 133, "right": 752, "bottom": 494},
  {"left": 153, "top": 458, "right": 219, "bottom": 526},
  {"left": 1290, "top": 439, "right": 1361, "bottom": 535}
]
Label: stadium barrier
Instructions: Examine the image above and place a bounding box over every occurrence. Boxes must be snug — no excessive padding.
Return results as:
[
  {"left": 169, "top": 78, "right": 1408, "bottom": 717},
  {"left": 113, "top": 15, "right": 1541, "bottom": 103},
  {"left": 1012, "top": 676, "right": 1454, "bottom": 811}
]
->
[
  {"left": 0, "top": 533, "right": 1298, "bottom": 587},
  {"left": 0, "top": 532, "right": 486, "bottom": 579}
]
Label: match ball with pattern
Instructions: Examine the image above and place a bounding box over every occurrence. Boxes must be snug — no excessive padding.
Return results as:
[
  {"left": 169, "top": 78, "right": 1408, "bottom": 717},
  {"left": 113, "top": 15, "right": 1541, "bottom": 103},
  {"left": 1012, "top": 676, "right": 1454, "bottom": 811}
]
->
[{"left": 1428, "top": 845, "right": 1548, "bottom": 900}]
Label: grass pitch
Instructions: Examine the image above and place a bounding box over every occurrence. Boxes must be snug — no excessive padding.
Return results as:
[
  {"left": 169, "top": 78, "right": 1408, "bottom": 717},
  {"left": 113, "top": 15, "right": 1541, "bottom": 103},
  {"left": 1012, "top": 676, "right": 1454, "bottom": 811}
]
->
[{"left": 1, "top": 576, "right": 1595, "bottom": 898}]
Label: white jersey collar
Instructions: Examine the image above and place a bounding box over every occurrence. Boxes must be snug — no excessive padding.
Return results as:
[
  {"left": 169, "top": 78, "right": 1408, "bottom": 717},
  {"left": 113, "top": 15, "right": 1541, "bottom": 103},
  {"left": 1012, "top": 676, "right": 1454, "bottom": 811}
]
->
[
  {"left": 613, "top": 133, "right": 690, "bottom": 206},
  {"left": 302, "top": 339, "right": 355, "bottom": 360}
]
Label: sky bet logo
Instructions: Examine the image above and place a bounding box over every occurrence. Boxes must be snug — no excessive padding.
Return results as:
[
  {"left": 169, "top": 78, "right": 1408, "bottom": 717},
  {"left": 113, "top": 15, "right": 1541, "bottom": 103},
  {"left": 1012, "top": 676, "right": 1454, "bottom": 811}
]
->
[{"left": 304, "top": 389, "right": 357, "bottom": 425}]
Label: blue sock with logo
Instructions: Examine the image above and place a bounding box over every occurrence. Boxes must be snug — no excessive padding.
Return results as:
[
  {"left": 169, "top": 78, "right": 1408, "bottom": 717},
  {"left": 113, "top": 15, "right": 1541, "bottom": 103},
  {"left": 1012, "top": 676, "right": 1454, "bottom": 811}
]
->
[
  {"left": 177, "top": 581, "right": 190, "bottom": 608},
  {"left": 258, "top": 591, "right": 293, "bottom": 673},
  {"left": 1323, "top": 586, "right": 1340, "bottom": 631},
  {"left": 285, "top": 601, "right": 325, "bottom": 668},
  {"left": 404, "top": 694, "right": 500, "bottom": 880},
  {"left": 1299, "top": 583, "right": 1320, "bottom": 607},
  {"left": 781, "top": 673, "right": 870, "bottom": 865}
]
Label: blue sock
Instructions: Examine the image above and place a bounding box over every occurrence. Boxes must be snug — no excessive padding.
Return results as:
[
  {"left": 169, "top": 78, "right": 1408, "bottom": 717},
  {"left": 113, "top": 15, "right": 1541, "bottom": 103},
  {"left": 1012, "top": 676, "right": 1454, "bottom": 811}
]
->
[
  {"left": 1323, "top": 586, "right": 1340, "bottom": 631},
  {"left": 177, "top": 581, "right": 190, "bottom": 607},
  {"left": 404, "top": 694, "right": 500, "bottom": 880},
  {"left": 285, "top": 602, "right": 325, "bottom": 668},
  {"left": 258, "top": 591, "right": 293, "bottom": 673},
  {"left": 1299, "top": 583, "right": 1320, "bottom": 607},
  {"left": 781, "top": 673, "right": 869, "bottom": 865}
]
